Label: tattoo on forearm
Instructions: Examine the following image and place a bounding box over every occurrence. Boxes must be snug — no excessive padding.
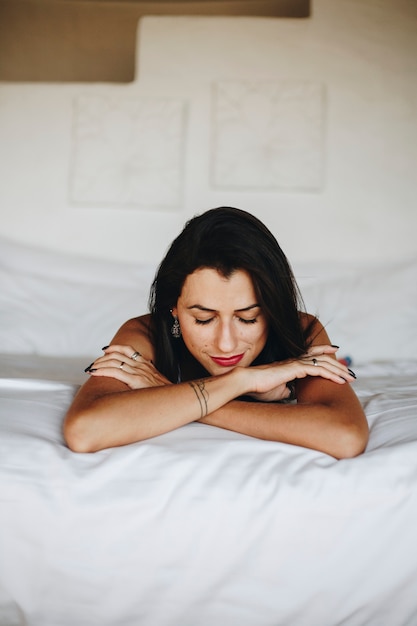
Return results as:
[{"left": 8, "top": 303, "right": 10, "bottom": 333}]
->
[{"left": 189, "top": 380, "right": 209, "bottom": 419}]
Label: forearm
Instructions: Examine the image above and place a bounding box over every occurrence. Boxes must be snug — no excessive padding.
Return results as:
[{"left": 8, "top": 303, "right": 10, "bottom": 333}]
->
[
  {"left": 64, "top": 369, "right": 246, "bottom": 452},
  {"left": 65, "top": 341, "right": 368, "bottom": 456},
  {"left": 199, "top": 394, "right": 368, "bottom": 459}
]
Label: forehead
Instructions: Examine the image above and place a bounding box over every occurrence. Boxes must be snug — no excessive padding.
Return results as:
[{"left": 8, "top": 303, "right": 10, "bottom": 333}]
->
[{"left": 179, "top": 268, "right": 257, "bottom": 308}]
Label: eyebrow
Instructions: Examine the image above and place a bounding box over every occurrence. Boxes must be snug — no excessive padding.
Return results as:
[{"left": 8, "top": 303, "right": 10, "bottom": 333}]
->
[{"left": 187, "top": 304, "right": 260, "bottom": 313}]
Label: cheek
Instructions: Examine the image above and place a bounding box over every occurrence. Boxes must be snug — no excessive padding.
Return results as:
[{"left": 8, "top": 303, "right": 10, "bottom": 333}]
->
[
  {"left": 181, "top": 324, "right": 210, "bottom": 351},
  {"left": 250, "top": 323, "right": 268, "bottom": 348}
]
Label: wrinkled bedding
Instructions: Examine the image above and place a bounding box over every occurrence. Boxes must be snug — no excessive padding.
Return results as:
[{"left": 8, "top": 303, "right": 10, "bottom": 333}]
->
[{"left": 1, "top": 357, "right": 417, "bottom": 626}]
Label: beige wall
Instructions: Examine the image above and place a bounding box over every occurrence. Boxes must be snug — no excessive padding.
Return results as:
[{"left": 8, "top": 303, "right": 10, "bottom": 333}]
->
[
  {"left": 0, "top": 0, "right": 416, "bottom": 266},
  {"left": 0, "top": 0, "right": 309, "bottom": 81}
]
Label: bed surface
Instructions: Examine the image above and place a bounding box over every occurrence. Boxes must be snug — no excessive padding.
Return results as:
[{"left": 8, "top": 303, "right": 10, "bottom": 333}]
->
[{"left": 1, "top": 356, "right": 417, "bottom": 626}]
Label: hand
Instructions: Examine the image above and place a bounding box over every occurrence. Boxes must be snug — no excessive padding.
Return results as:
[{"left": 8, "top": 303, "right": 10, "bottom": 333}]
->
[
  {"left": 247, "top": 382, "right": 293, "bottom": 403},
  {"left": 244, "top": 345, "right": 355, "bottom": 400},
  {"left": 85, "top": 345, "right": 171, "bottom": 390}
]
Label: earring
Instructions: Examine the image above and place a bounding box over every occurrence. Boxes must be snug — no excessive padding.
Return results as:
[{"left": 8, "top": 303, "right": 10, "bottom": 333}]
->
[{"left": 171, "top": 316, "right": 181, "bottom": 339}]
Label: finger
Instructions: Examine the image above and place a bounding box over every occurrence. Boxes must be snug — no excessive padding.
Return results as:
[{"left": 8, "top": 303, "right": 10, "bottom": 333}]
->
[
  {"left": 88, "top": 355, "right": 161, "bottom": 377},
  {"left": 303, "top": 353, "right": 348, "bottom": 373},
  {"left": 102, "top": 345, "right": 149, "bottom": 365},
  {"left": 299, "top": 357, "right": 355, "bottom": 383},
  {"left": 84, "top": 351, "right": 123, "bottom": 371},
  {"left": 88, "top": 357, "right": 136, "bottom": 372},
  {"left": 316, "top": 363, "right": 355, "bottom": 383},
  {"left": 305, "top": 344, "right": 339, "bottom": 357},
  {"left": 102, "top": 344, "right": 141, "bottom": 358},
  {"left": 88, "top": 365, "right": 169, "bottom": 389},
  {"left": 87, "top": 366, "right": 138, "bottom": 387},
  {"left": 86, "top": 350, "right": 144, "bottom": 371},
  {"left": 318, "top": 356, "right": 356, "bottom": 379}
]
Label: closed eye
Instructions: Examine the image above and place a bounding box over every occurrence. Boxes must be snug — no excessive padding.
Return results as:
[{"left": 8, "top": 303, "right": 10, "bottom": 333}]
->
[{"left": 195, "top": 317, "right": 258, "bottom": 325}]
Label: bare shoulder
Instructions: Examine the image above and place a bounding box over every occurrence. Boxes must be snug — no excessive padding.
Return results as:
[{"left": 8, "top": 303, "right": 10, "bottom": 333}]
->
[
  {"left": 111, "top": 314, "right": 155, "bottom": 360},
  {"left": 300, "top": 312, "right": 331, "bottom": 346},
  {"left": 114, "top": 314, "right": 152, "bottom": 336}
]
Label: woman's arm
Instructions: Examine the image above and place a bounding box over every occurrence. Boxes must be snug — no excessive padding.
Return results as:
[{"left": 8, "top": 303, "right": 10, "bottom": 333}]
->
[
  {"left": 199, "top": 382, "right": 367, "bottom": 459},
  {"left": 199, "top": 321, "right": 369, "bottom": 459},
  {"left": 64, "top": 316, "right": 368, "bottom": 458},
  {"left": 64, "top": 317, "right": 249, "bottom": 452},
  {"left": 64, "top": 368, "right": 247, "bottom": 453}
]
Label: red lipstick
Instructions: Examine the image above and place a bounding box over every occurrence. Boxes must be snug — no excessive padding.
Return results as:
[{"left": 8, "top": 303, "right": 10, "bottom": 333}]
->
[{"left": 211, "top": 354, "right": 244, "bottom": 367}]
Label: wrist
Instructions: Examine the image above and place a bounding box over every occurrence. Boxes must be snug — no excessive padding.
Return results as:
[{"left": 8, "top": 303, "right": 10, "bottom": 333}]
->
[{"left": 226, "top": 366, "right": 251, "bottom": 398}]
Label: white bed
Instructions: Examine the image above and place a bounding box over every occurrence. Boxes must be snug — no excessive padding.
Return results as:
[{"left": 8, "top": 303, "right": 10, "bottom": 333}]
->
[{"left": 1, "top": 236, "right": 417, "bottom": 626}]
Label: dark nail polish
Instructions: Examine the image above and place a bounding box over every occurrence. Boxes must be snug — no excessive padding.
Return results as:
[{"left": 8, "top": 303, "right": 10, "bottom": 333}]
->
[
  {"left": 102, "top": 345, "right": 109, "bottom": 350},
  {"left": 348, "top": 369, "right": 357, "bottom": 379},
  {"left": 88, "top": 368, "right": 97, "bottom": 372},
  {"left": 84, "top": 362, "right": 94, "bottom": 372},
  {"left": 331, "top": 345, "right": 340, "bottom": 349}
]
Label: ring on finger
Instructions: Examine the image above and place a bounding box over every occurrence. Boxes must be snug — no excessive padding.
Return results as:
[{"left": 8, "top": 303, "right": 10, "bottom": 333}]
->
[
  {"left": 120, "top": 362, "right": 125, "bottom": 370},
  {"left": 312, "top": 358, "right": 318, "bottom": 366},
  {"left": 130, "top": 351, "right": 141, "bottom": 361}
]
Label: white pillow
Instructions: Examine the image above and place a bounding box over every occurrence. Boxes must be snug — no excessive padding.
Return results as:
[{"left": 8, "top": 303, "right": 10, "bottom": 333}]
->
[
  {"left": 1, "top": 236, "right": 416, "bottom": 362},
  {"left": 296, "top": 259, "right": 417, "bottom": 363},
  {"left": 0, "top": 235, "right": 154, "bottom": 287},
  {"left": 0, "top": 237, "right": 156, "bottom": 357}
]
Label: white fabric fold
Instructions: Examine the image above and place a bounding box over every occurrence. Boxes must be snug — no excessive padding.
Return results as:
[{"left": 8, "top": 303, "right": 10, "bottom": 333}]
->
[{"left": 1, "top": 360, "right": 417, "bottom": 625}]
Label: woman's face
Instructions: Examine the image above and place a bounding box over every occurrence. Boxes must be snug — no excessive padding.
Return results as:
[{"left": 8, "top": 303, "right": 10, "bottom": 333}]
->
[{"left": 172, "top": 267, "right": 268, "bottom": 376}]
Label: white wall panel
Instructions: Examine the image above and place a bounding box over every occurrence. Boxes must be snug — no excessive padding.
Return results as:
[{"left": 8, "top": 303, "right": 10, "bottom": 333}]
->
[{"left": 0, "top": 0, "right": 415, "bottom": 265}]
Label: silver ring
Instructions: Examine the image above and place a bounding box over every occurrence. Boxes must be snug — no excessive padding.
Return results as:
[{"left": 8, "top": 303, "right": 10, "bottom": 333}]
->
[
  {"left": 120, "top": 362, "right": 125, "bottom": 369},
  {"left": 312, "top": 358, "right": 318, "bottom": 366},
  {"left": 130, "top": 351, "right": 141, "bottom": 361}
]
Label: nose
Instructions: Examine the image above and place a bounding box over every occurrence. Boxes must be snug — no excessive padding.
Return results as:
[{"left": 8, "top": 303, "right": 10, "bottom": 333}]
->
[{"left": 216, "top": 320, "right": 238, "bottom": 354}]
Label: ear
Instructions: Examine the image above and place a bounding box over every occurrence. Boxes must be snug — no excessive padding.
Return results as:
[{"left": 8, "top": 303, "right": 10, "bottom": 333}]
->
[{"left": 170, "top": 307, "right": 178, "bottom": 318}]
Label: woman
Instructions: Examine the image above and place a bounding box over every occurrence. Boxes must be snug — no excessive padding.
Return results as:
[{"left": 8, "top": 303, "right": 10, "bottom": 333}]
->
[{"left": 64, "top": 207, "right": 368, "bottom": 458}]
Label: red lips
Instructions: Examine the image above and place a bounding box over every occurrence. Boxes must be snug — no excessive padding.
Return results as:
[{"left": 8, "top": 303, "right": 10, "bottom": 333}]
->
[{"left": 210, "top": 354, "right": 244, "bottom": 367}]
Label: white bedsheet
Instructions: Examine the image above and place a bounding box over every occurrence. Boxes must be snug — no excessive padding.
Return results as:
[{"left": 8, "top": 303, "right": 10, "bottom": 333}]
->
[{"left": 1, "top": 359, "right": 417, "bottom": 626}]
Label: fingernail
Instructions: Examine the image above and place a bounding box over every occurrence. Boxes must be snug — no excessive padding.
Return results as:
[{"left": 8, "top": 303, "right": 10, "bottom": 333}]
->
[
  {"left": 84, "top": 362, "right": 94, "bottom": 372},
  {"left": 348, "top": 369, "right": 357, "bottom": 379},
  {"left": 88, "top": 368, "right": 97, "bottom": 372},
  {"left": 102, "top": 345, "right": 109, "bottom": 350},
  {"left": 331, "top": 345, "right": 340, "bottom": 349}
]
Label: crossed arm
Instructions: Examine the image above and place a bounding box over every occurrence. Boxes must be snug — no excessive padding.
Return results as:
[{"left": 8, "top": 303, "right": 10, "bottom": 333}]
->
[{"left": 64, "top": 316, "right": 368, "bottom": 458}]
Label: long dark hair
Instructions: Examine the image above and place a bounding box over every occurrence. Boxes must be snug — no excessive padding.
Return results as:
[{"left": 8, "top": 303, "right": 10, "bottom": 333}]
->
[{"left": 149, "top": 207, "right": 313, "bottom": 382}]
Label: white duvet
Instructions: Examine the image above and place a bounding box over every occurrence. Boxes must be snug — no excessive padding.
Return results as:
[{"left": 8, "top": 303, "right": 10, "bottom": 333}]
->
[{"left": 1, "top": 359, "right": 417, "bottom": 626}]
